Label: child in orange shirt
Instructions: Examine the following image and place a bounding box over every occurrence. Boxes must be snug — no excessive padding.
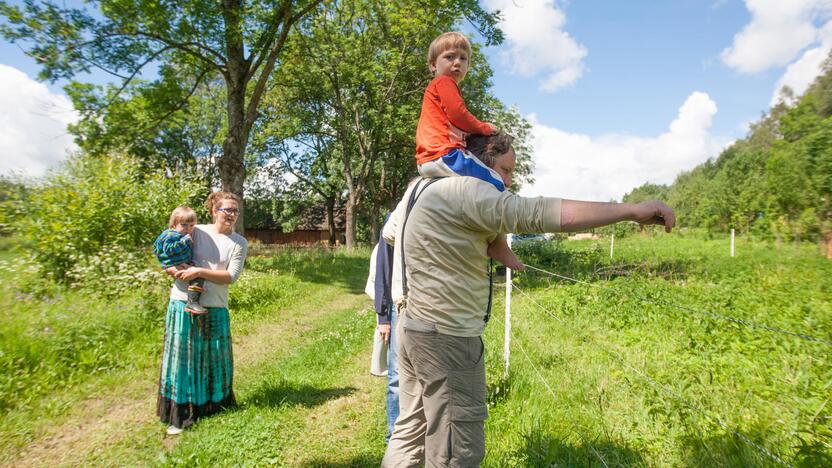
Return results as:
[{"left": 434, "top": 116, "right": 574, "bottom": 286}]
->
[{"left": 416, "top": 32, "right": 523, "bottom": 270}]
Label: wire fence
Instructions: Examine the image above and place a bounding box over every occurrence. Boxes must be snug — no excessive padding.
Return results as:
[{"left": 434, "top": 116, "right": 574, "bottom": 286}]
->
[{"left": 487, "top": 308, "right": 609, "bottom": 467}]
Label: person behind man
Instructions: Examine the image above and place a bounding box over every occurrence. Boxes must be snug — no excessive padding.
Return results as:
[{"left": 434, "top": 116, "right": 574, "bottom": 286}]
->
[
  {"left": 368, "top": 220, "right": 399, "bottom": 444},
  {"left": 381, "top": 133, "right": 675, "bottom": 466}
]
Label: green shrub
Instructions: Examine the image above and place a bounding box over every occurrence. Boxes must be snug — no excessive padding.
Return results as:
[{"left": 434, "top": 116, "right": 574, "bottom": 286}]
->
[
  {"left": 17, "top": 153, "right": 208, "bottom": 280},
  {"left": 65, "top": 244, "right": 169, "bottom": 297},
  {"left": 0, "top": 176, "right": 29, "bottom": 236}
]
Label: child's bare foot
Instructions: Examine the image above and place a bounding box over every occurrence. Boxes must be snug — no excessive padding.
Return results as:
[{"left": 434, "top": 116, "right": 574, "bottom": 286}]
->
[{"left": 487, "top": 236, "right": 525, "bottom": 271}]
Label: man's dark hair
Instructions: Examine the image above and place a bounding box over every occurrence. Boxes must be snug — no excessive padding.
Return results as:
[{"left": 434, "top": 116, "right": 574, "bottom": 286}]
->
[{"left": 467, "top": 133, "right": 514, "bottom": 168}]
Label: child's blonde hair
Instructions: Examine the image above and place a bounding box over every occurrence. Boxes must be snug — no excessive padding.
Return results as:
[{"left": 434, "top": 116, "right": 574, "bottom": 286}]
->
[
  {"left": 427, "top": 32, "right": 472, "bottom": 70},
  {"left": 168, "top": 205, "right": 197, "bottom": 228}
]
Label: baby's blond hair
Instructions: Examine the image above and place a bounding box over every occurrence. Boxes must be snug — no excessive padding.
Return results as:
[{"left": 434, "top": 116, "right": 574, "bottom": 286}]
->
[
  {"left": 427, "top": 32, "right": 472, "bottom": 70},
  {"left": 168, "top": 205, "right": 197, "bottom": 228}
]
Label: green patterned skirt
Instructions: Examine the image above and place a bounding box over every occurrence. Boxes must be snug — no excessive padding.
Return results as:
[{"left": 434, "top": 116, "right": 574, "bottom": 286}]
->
[{"left": 157, "top": 300, "right": 236, "bottom": 429}]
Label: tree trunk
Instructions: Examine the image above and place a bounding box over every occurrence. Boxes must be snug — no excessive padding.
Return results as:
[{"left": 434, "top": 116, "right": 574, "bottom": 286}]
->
[
  {"left": 823, "top": 230, "right": 832, "bottom": 260},
  {"left": 345, "top": 192, "right": 357, "bottom": 249},
  {"left": 219, "top": 83, "right": 247, "bottom": 234},
  {"left": 220, "top": 1, "right": 248, "bottom": 234},
  {"left": 325, "top": 196, "right": 337, "bottom": 247},
  {"left": 369, "top": 206, "right": 380, "bottom": 246}
]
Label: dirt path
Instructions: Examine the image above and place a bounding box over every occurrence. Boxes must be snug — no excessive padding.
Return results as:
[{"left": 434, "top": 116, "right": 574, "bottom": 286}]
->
[{"left": 4, "top": 288, "right": 368, "bottom": 468}]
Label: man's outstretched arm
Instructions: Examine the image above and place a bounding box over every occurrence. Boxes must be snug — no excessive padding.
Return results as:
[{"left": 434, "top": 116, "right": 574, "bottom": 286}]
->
[{"left": 560, "top": 200, "right": 675, "bottom": 233}]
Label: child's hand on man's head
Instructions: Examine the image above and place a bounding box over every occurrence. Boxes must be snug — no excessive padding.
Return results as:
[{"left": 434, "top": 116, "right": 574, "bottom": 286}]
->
[{"left": 487, "top": 123, "right": 500, "bottom": 135}]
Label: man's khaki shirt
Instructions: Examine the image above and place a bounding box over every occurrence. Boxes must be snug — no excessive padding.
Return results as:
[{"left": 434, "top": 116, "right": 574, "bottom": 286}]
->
[{"left": 383, "top": 177, "right": 562, "bottom": 337}]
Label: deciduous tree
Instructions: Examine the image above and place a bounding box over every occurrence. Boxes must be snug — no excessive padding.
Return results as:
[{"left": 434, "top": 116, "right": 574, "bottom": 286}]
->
[{"left": 1, "top": 0, "right": 323, "bottom": 231}]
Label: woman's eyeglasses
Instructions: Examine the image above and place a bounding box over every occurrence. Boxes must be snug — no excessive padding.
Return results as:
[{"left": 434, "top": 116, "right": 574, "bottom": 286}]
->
[{"left": 217, "top": 208, "right": 239, "bottom": 216}]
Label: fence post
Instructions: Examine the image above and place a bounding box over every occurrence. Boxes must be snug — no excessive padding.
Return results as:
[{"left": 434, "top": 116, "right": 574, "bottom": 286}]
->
[
  {"left": 610, "top": 233, "right": 615, "bottom": 259},
  {"left": 503, "top": 233, "right": 512, "bottom": 380},
  {"left": 731, "top": 229, "right": 735, "bottom": 257}
]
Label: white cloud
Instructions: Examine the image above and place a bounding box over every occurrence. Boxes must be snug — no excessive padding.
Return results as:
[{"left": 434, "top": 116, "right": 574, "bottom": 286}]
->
[
  {"left": 721, "top": 0, "right": 832, "bottom": 73},
  {"left": 770, "top": 44, "right": 830, "bottom": 106},
  {"left": 521, "top": 92, "right": 731, "bottom": 202},
  {"left": 0, "top": 64, "right": 78, "bottom": 177},
  {"left": 483, "top": 0, "right": 587, "bottom": 92}
]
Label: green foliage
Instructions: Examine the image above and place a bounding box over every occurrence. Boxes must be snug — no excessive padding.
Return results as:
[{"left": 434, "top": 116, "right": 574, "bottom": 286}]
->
[
  {"left": 0, "top": 176, "right": 29, "bottom": 236},
  {"left": 259, "top": 0, "right": 528, "bottom": 245},
  {"left": 2, "top": 0, "right": 531, "bottom": 243},
  {"left": 1, "top": 0, "right": 325, "bottom": 224},
  {"left": 623, "top": 182, "right": 670, "bottom": 203},
  {"left": 492, "top": 105, "right": 535, "bottom": 189},
  {"left": 64, "top": 244, "right": 168, "bottom": 296},
  {"left": 18, "top": 152, "right": 207, "bottom": 280},
  {"left": 65, "top": 77, "right": 227, "bottom": 178},
  {"left": 0, "top": 252, "right": 168, "bottom": 414}
]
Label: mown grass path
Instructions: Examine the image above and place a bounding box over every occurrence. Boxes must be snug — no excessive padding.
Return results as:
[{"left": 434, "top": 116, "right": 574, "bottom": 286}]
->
[{"left": 8, "top": 293, "right": 379, "bottom": 467}]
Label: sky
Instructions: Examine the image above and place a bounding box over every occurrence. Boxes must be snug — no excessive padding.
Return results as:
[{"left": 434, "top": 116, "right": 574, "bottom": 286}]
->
[{"left": 2, "top": 0, "right": 832, "bottom": 201}]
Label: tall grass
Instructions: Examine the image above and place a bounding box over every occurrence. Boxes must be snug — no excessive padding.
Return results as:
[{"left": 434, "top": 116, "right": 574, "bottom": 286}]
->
[
  {"left": 1, "top": 235, "right": 829, "bottom": 466},
  {"left": 483, "top": 234, "right": 832, "bottom": 466},
  {"left": 0, "top": 242, "right": 370, "bottom": 456}
]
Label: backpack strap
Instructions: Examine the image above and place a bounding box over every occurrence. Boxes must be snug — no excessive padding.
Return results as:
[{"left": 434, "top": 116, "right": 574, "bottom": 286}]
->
[
  {"left": 400, "top": 178, "right": 442, "bottom": 300},
  {"left": 484, "top": 259, "right": 493, "bottom": 323}
]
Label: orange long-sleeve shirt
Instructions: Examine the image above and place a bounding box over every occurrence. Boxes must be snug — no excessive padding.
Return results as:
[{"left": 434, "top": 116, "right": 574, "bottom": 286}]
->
[{"left": 415, "top": 75, "right": 493, "bottom": 165}]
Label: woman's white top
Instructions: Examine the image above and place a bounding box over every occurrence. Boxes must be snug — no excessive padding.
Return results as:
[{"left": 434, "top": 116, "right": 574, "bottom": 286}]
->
[
  {"left": 365, "top": 243, "right": 379, "bottom": 300},
  {"left": 169, "top": 224, "right": 248, "bottom": 308}
]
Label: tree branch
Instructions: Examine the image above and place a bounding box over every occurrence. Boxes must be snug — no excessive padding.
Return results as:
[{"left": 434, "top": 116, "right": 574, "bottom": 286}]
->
[
  {"left": 96, "top": 46, "right": 175, "bottom": 112},
  {"left": 75, "top": 54, "right": 130, "bottom": 80},
  {"left": 128, "top": 30, "right": 227, "bottom": 73},
  {"left": 282, "top": 155, "right": 330, "bottom": 199},
  {"left": 243, "top": 2, "right": 294, "bottom": 136},
  {"left": 246, "top": 1, "right": 289, "bottom": 75},
  {"left": 133, "top": 68, "right": 210, "bottom": 139}
]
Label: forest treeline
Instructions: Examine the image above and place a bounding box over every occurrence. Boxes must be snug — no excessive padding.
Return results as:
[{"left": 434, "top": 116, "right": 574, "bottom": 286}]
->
[{"left": 623, "top": 56, "right": 832, "bottom": 256}]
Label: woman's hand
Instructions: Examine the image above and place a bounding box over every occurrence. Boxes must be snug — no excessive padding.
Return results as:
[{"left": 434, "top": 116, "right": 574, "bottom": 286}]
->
[
  {"left": 174, "top": 267, "right": 203, "bottom": 282},
  {"left": 165, "top": 264, "right": 191, "bottom": 277}
]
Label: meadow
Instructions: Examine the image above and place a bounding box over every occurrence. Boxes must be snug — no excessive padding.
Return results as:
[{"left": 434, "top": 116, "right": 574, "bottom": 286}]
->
[{"left": 0, "top": 233, "right": 829, "bottom": 466}]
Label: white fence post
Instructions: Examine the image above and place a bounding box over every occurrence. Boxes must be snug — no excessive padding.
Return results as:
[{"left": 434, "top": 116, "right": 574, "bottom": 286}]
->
[
  {"left": 731, "top": 229, "right": 735, "bottom": 257},
  {"left": 503, "top": 233, "right": 512, "bottom": 380},
  {"left": 610, "top": 233, "right": 615, "bottom": 259}
]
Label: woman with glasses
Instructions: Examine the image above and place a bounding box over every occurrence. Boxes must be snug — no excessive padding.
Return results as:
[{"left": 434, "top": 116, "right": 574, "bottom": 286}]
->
[{"left": 156, "top": 191, "right": 248, "bottom": 435}]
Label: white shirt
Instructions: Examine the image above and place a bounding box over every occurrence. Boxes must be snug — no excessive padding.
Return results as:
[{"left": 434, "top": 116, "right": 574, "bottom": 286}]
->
[{"left": 169, "top": 224, "right": 248, "bottom": 308}]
